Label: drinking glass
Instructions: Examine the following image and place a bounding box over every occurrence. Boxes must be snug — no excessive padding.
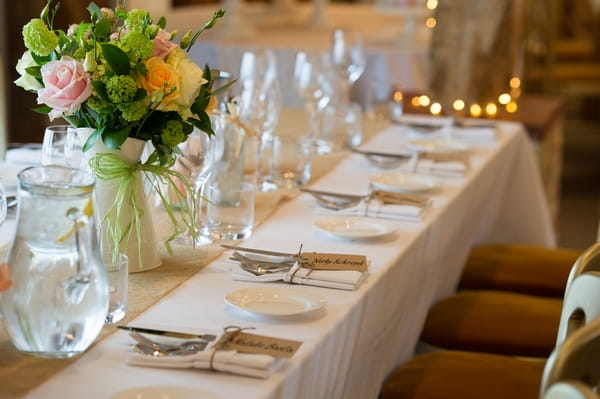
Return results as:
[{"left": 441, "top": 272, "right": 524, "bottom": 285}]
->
[
  {"left": 172, "top": 129, "right": 211, "bottom": 245},
  {"left": 42, "top": 125, "right": 83, "bottom": 168},
  {"left": 330, "top": 29, "right": 366, "bottom": 104},
  {"left": 294, "top": 51, "right": 335, "bottom": 144},
  {"left": 0, "top": 180, "right": 6, "bottom": 226},
  {"left": 103, "top": 252, "right": 128, "bottom": 325},
  {"left": 205, "top": 181, "right": 254, "bottom": 242},
  {"left": 237, "top": 50, "right": 282, "bottom": 188},
  {"left": 268, "top": 135, "right": 312, "bottom": 189}
]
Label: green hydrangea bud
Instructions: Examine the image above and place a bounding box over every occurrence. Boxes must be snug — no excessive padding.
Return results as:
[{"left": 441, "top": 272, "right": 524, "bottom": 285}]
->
[
  {"left": 121, "top": 31, "right": 153, "bottom": 60},
  {"left": 105, "top": 75, "right": 138, "bottom": 103},
  {"left": 86, "top": 95, "right": 110, "bottom": 113},
  {"left": 119, "top": 101, "right": 146, "bottom": 122},
  {"left": 125, "top": 9, "right": 150, "bottom": 32},
  {"left": 161, "top": 120, "right": 186, "bottom": 148},
  {"left": 23, "top": 19, "right": 58, "bottom": 56}
]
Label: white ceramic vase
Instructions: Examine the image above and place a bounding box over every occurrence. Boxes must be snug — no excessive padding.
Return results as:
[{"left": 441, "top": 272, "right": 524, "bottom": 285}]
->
[{"left": 77, "top": 128, "right": 161, "bottom": 273}]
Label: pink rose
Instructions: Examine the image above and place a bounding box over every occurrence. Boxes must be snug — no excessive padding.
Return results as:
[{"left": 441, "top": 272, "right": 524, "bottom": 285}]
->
[
  {"left": 152, "top": 28, "right": 178, "bottom": 58},
  {"left": 37, "top": 56, "right": 92, "bottom": 120}
]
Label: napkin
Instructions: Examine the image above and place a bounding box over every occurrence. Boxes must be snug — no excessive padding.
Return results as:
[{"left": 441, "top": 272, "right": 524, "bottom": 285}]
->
[
  {"left": 320, "top": 199, "right": 425, "bottom": 222},
  {"left": 452, "top": 127, "right": 496, "bottom": 143},
  {"left": 416, "top": 159, "right": 467, "bottom": 177},
  {"left": 127, "top": 340, "right": 284, "bottom": 379},
  {"left": 232, "top": 262, "right": 367, "bottom": 291}
]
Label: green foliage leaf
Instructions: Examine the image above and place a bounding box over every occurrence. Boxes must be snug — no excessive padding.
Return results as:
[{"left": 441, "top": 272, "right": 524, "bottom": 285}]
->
[
  {"left": 94, "top": 19, "right": 112, "bottom": 41},
  {"left": 190, "top": 111, "right": 214, "bottom": 136},
  {"left": 132, "top": 88, "right": 147, "bottom": 102},
  {"left": 103, "top": 127, "right": 130, "bottom": 149},
  {"left": 30, "top": 52, "right": 50, "bottom": 66},
  {"left": 87, "top": 2, "right": 103, "bottom": 23},
  {"left": 33, "top": 105, "right": 52, "bottom": 114},
  {"left": 101, "top": 43, "right": 130, "bottom": 76},
  {"left": 92, "top": 81, "right": 109, "bottom": 102},
  {"left": 157, "top": 16, "right": 167, "bottom": 29},
  {"left": 25, "top": 66, "right": 42, "bottom": 79},
  {"left": 82, "top": 127, "right": 104, "bottom": 151}
]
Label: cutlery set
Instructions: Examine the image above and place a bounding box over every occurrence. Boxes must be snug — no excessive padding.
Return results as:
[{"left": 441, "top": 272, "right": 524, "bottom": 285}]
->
[
  {"left": 300, "top": 187, "right": 431, "bottom": 211},
  {"left": 117, "top": 326, "right": 217, "bottom": 358}
]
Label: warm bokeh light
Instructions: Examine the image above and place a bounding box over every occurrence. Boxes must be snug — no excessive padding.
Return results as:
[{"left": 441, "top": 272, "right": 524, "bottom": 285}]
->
[
  {"left": 485, "top": 102, "right": 498, "bottom": 116},
  {"left": 393, "top": 91, "right": 403, "bottom": 102},
  {"left": 509, "top": 77, "right": 521, "bottom": 89},
  {"left": 469, "top": 104, "right": 482, "bottom": 117},
  {"left": 498, "top": 93, "right": 511, "bottom": 105},
  {"left": 426, "top": 0, "right": 438, "bottom": 9},
  {"left": 430, "top": 102, "right": 442, "bottom": 115},
  {"left": 506, "top": 101, "right": 518, "bottom": 113},
  {"left": 511, "top": 87, "right": 522, "bottom": 99},
  {"left": 418, "top": 95, "right": 431, "bottom": 107},
  {"left": 452, "top": 99, "right": 465, "bottom": 111},
  {"left": 426, "top": 17, "right": 437, "bottom": 28},
  {"left": 411, "top": 96, "right": 421, "bottom": 107}
]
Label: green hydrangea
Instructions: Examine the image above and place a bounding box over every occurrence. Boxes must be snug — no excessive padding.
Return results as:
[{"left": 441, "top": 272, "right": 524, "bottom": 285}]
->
[
  {"left": 22, "top": 19, "right": 58, "bottom": 56},
  {"left": 125, "top": 9, "right": 150, "bottom": 32},
  {"left": 86, "top": 95, "right": 111, "bottom": 113},
  {"left": 161, "top": 120, "right": 186, "bottom": 148},
  {"left": 121, "top": 31, "right": 153, "bottom": 60},
  {"left": 119, "top": 101, "right": 146, "bottom": 122},
  {"left": 105, "top": 75, "right": 138, "bottom": 103}
]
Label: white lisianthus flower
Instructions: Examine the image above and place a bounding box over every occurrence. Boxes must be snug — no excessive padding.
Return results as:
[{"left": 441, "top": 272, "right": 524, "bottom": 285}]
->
[
  {"left": 14, "top": 51, "right": 43, "bottom": 92},
  {"left": 165, "top": 47, "right": 208, "bottom": 119}
]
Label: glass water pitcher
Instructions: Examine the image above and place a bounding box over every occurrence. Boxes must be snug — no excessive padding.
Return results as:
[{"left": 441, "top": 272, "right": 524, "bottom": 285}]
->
[{"left": 0, "top": 166, "right": 109, "bottom": 358}]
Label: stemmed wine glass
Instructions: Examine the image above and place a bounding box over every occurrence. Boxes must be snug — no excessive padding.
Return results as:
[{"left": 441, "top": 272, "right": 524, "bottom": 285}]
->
[
  {"left": 42, "top": 125, "right": 83, "bottom": 168},
  {"left": 237, "top": 50, "right": 282, "bottom": 190},
  {"left": 294, "top": 51, "right": 335, "bottom": 150},
  {"left": 329, "top": 29, "right": 366, "bottom": 105}
]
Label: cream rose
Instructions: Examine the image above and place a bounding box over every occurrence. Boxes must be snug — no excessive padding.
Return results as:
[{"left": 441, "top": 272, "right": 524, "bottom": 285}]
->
[
  {"left": 37, "top": 56, "right": 92, "bottom": 120},
  {"left": 15, "top": 51, "right": 43, "bottom": 92},
  {"left": 166, "top": 47, "right": 207, "bottom": 118}
]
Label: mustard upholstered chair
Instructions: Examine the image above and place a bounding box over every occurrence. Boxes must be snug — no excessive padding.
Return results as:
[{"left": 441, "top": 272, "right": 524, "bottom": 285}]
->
[
  {"left": 458, "top": 244, "right": 581, "bottom": 297},
  {"left": 379, "top": 270, "right": 600, "bottom": 399},
  {"left": 420, "top": 243, "right": 600, "bottom": 357}
]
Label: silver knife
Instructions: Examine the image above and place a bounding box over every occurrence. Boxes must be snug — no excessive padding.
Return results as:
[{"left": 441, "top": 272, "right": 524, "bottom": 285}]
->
[
  {"left": 117, "top": 326, "right": 217, "bottom": 341},
  {"left": 220, "top": 244, "right": 298, "bottom": 257}
]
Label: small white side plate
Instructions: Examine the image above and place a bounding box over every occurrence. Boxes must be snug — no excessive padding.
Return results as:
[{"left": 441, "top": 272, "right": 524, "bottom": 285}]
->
[
  {"left": 111, "top": 386, "right": 223, "bottom": 399},
  {"left": 314, "top": 216, "right": 398, "bottom": 239},
  {"left": 369, "top": 172, "right": 440, "bottom": 193},
  {"left": 408, "top": 137, "right": 470, "bottom": 154},
  {"left": 225, "top": 287, "right": 327, "bottom": 317}
]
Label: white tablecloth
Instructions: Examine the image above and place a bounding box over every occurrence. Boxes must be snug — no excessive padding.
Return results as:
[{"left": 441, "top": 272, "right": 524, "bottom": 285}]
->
[
  {"left": 4, "top": 118, "right": 554, "bottom": 399},
  {"left": 173, "top": 3, "right": 430, "bottom": 108}
]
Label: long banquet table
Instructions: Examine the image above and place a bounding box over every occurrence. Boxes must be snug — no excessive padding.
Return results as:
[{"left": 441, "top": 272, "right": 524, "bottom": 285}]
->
[{"left": 1, "top": 114, "right": 554, "bottom": 398}]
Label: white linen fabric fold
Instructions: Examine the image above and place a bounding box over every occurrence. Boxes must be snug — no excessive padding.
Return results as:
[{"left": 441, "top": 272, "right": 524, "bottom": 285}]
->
[
  {"left": 416, "top": 159, "right": 467, "bottom": 177},
  {"left": 5, "top": 147, "right": 42, "bottom": 165},
  {"left": 127, "top": 342, "right": 284, "bottom": 379},
  {"left": 317, "top": 199, "right": 424, "bottom": 222},
  {"left": 452, "top": 127, "right": 496, "bottom": 143},
  {"left": 232, "top": 262, "right": 367, "bottom": 291}
]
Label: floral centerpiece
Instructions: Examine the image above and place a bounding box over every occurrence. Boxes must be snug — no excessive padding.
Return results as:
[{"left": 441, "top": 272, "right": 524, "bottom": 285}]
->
[{"left": 14, "top": 1, "right": 227, "bottom": 269}]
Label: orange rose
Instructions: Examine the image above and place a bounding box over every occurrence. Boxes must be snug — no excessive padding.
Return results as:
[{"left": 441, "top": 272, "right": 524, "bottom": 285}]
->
[{"left": 138, "top": 57, "right": 180, "bottom": 105}]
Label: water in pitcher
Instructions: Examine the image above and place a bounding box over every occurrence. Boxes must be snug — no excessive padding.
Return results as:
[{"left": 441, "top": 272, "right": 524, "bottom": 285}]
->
[{"left": 0, "top": 166, "right": 109, "bottom": 358}]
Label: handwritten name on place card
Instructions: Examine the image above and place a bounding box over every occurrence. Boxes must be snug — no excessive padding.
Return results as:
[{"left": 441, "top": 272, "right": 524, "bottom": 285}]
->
[
  {"left": 223, "top": 332, "right": 302, "bottom": 358},
  {"left": 302, "top": 253, "right": 368, "bottom": 272}
]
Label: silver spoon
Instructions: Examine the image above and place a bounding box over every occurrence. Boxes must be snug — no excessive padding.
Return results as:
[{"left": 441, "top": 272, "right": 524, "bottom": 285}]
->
[
  {"left": 132, "top": 343, "right": 202, "bottom": 357},
  {"left": 239, "top": 261, "right": 293, "bottom": 276}
]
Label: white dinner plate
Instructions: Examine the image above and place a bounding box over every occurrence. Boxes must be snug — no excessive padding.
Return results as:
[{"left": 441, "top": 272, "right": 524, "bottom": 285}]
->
[
  {"left": 110, "top": 386, "right": 223, "bottom": 399},
  {"left": 313, "top": 216, "right": 398, "bottom": 239},
  {"left": 408, "top": 137, "right": 471, "bottom": 154},
  {"left": 369, "top": 172, "right": 440, "bottom": 193},
  {"left": 225, "top": 287, "right": 327, "bottom": 317}
]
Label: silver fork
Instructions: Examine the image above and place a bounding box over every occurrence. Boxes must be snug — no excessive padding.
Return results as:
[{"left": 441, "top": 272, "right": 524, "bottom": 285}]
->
[{"left": 129, "top": 331, "right": 209, "bottom": 353}]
